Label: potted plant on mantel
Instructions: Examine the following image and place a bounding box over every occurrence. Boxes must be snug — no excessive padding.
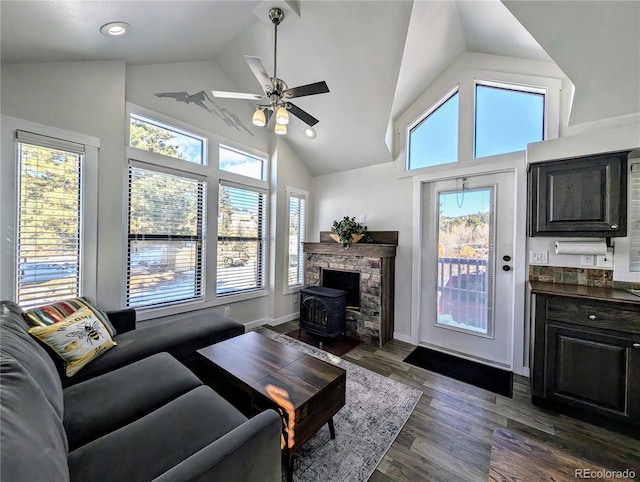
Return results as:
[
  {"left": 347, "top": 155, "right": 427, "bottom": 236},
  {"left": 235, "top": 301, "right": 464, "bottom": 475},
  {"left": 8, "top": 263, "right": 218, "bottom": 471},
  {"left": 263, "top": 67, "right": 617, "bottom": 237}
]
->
[{"left": 330, "top": 216, "right": 368, "bottom": 248}]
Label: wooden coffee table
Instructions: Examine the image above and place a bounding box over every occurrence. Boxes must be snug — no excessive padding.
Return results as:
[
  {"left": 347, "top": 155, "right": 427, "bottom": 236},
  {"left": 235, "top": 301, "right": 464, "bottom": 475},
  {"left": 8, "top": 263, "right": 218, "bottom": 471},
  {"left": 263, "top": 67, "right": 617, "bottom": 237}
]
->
[{"left": 196, "top": 331, "right": 346, "bottom": 482}]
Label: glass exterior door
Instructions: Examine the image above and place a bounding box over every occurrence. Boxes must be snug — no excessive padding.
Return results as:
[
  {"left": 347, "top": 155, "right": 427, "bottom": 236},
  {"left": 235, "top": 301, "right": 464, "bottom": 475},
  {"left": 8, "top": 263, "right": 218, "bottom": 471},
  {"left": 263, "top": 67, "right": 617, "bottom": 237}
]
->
[{"left": 421, "top": 172, "right": 515, "bottom": 369}]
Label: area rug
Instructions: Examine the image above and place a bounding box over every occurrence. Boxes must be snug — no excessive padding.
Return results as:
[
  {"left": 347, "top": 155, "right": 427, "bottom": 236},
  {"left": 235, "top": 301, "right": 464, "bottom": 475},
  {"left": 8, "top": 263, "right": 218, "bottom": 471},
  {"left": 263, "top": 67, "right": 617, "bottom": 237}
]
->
[
  {"left": 255, "top": 326, "right": 422, "bottom": 482},
  {"left": 404, "top": 346, "right": 513, "bottom": 397},
  {"left": 284, "top": 328, "right": 363, "bottom": 357}
]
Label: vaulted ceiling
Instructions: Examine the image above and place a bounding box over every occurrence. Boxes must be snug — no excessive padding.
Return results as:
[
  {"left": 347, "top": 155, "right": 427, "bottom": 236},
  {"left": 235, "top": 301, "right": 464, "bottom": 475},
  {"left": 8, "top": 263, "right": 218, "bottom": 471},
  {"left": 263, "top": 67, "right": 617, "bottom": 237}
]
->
[{"left": 2, "top": 1, "right": 638, "bottom": 176}]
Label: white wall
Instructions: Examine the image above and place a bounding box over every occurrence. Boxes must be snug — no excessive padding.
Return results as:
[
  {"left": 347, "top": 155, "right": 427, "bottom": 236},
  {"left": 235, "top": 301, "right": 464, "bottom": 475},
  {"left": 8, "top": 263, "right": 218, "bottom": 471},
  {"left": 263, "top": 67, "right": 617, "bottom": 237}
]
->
[
  {"left": 1, "top": 61, "right": 126, "bottom": 310},
  {"left": 126, "top": 61, "right": 267, "bottom": 151},
  {"left": 269, "top": 139, "right": 313, "bottom": 324},
  {"left": 1, "top": 59, "right": 313, "bottom": 328},
  {"left": 310, "top": 160, "right": 413, "bottom": 338}
]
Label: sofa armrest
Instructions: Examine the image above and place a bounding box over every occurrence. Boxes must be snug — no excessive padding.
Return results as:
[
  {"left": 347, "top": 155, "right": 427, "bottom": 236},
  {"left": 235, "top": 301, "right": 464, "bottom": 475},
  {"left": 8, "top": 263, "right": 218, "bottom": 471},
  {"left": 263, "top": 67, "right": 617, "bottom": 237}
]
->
[
  {"left": 152, "top": 409, "right": 282, "bottom": 482},
  {"left": 105, "top": 308, "right": 136, "bottom": 334}
]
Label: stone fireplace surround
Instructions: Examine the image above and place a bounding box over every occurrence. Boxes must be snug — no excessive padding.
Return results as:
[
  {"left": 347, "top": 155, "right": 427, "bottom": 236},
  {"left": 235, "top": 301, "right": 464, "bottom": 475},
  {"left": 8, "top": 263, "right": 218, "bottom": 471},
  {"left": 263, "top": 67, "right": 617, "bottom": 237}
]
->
[{"left": 303, "top": 231, "right": 398, "bottom": 346}]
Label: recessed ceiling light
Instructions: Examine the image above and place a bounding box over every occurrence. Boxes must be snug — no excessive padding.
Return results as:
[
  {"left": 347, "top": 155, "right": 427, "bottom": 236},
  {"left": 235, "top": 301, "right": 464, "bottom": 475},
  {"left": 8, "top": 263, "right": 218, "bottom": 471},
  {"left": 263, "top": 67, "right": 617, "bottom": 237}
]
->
[
  {"left": 100, "top": 22, "right": 130, "bottom": 37},
  {"left": 304, "top": 127, "right": 317, "bottom": 139}
]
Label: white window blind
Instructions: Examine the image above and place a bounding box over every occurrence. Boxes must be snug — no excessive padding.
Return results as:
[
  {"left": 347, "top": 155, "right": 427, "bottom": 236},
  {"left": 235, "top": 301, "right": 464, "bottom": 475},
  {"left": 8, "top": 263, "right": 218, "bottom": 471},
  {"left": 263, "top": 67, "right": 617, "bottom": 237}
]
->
[
  {"left": 16, "top": 131, "right": 84, "bottom": 308},
  {"left": 217, "top": 181, "right": 266, "bottom": 295},
  {"left": 127, "top": 164, "right": 206, "bottom": 308},
  {"left": 287, "top": 191, "right": 306, "bottom": 287},
  {"left": 629, "top": 161, "right": 640, "bottom": 271}
]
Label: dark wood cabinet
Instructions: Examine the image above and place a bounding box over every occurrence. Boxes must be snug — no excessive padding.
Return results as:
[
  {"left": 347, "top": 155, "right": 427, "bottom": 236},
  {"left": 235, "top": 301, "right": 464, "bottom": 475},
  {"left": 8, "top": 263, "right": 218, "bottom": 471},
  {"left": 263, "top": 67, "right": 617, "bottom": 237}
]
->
[
  {"left": 530, "top": 285, "right": 640, "bottom": 433},
  {"left": 528, "top": 151, "right": 628, "bottom": 237}
]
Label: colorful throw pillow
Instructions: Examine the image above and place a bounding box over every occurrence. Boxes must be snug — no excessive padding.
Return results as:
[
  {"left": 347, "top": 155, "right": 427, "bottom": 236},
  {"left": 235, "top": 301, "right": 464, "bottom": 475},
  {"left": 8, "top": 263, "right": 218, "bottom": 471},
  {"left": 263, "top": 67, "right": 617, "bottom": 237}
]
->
[
  {"left": 28, "top": 306, "right": 117, "bottom": 377},
  {"left": 23, "top": 297, "right": 117, "bottom": 337}
]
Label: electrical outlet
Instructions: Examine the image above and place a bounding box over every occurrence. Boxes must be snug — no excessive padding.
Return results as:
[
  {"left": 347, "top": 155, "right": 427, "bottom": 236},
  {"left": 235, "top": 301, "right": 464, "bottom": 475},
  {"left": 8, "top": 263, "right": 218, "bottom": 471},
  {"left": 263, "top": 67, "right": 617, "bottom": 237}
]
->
[
  {"left": 293, "top": 294, "right": 299, "bottom": 304},
  {"left": 530, "top": 251, "right": 548, "bottom": 264},
  {"left": 224, "top": 306, "right": 230, "bottom": 316},
  {"left": 581, "top": 255, "right": 595, "bottom": 266},
  {"left": 597, "top": 254, "right": 614, "bottom": 268},
  {"left": 357, "top": 214, "right": 366, "bottom": 223}
]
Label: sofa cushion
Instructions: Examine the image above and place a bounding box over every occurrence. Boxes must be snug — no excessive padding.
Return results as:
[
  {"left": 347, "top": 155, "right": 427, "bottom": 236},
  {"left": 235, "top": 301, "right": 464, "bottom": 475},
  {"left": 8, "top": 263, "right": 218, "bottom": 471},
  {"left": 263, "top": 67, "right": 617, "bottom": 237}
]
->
[
  {"left": 23, "top": 296, "right": 117, "bottom": 336},
  {"left": 0, "top": 300, "right": 64, "bottom": 417},
  {"left": 64, "top": 352, "right": 203, "bottom": 450},
  {"left": 63, "top": 310, "right": 244, "bottom": 386},
  {"left": 68, "top": 385, "right": 248, "bottom": 482},
  {"left": 0, "top": 355, "right": 69, "bottom": 482},
  {"left": 29, "top": 306, "right": 117, "bottom": 377}
]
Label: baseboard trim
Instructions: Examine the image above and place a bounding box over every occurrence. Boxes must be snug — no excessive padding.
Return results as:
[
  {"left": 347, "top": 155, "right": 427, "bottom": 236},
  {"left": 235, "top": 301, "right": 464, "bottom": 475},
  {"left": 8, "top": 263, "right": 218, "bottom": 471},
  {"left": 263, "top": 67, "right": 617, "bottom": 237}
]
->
[
  {"left": 269, "top": 312, "right": 299, "bottom": 326},
  {"left": 393, "top": 332, "right": 413, "bottom": 344},
  {"left": 244, "top": 313, "right": 298, "bottom": 331},
  {"left": 244, "top": 318, "right": 268, "bottom": 331}
]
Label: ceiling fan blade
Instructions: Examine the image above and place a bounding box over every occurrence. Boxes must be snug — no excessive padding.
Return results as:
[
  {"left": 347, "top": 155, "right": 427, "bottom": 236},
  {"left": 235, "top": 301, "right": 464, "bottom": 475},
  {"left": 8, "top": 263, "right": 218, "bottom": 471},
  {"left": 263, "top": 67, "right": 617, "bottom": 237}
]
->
[
  {"left": 283, "top": 81, "right": 329, "bottom": 99},
  {"left": 287, "top": 103, "right": 319, "bottom": 126},
  {"left": 244, "top": 55, "right": 272, "bottom": 93},
  {"left": 211, "top": 90, "right": 263, "bottom": 100}
]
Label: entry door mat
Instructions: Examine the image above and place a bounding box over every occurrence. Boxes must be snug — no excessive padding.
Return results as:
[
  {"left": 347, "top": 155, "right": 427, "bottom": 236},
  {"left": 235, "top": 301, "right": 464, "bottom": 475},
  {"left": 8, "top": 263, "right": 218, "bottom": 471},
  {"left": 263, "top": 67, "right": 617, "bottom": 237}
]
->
[
  {"left": 255, "top": 327, "right": 422, "bottom": 482},
  {"left": 404, "top": 346, "right": 513, "bottom": 397},
  {"left": 285, "top": 329, "right": 363, "bottom": 357}
]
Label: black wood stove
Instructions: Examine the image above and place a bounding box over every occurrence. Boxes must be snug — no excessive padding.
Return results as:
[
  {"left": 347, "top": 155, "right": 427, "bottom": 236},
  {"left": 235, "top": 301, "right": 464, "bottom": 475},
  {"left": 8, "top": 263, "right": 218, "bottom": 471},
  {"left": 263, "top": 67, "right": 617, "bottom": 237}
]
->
[{"left": 299, "top": 286, "right": 347, "bottom": 338}]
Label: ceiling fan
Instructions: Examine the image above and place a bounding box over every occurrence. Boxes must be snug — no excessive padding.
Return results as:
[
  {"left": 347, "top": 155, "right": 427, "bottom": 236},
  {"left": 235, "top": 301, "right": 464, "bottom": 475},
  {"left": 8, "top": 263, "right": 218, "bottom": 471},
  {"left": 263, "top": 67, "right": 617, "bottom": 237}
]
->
[{"left": 211, "top": 7, "right": 329, "bottom": 137}]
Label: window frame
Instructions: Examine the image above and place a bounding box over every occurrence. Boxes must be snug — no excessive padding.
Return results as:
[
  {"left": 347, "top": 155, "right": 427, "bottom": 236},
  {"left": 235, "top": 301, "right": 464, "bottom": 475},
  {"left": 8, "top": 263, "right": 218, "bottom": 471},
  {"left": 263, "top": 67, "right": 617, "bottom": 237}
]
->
[
  {"left": 126, "top": 161, "right": 207, "bottom": 309},
  {"left": 219, "top": 143, "right": 266, "bottom": 181},
  {"left": 128, "top": 112, "right": 208, "bottom": 166},
  {"left": 407, "top": 86, "right": 460, "bottom": 171},
  {"left": 216, "top": 180, "right": 268, "bottom": 297},
  {"left": 125, "top": 103, "right": 269, "bottom": 318},
  {"left": 473, "top": 80, "right": 546, "bottom": 159},
  {"left": 284, "top": 187, "right": 309, "bottom": 293},
  {"left": 1, "top": 115, "right": 99, "bottom": 304},
  {"left": 399, "top": 68, "right": 561, "bottom": 178}
]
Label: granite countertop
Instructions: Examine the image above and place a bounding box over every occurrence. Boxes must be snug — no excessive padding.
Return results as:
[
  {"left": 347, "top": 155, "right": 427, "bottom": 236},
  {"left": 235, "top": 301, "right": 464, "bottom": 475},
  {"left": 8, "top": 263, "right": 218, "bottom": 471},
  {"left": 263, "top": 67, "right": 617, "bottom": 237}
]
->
[{"left": 530, "top": 280, "right": 640, "bottom": 306}]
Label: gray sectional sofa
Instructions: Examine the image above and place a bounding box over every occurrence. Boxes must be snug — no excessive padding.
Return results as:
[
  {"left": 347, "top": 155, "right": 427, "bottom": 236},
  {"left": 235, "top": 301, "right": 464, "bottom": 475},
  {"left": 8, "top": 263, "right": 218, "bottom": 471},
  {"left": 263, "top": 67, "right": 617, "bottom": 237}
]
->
[{"left": 0, "top": 300, "right": 282, "bottom": 481}]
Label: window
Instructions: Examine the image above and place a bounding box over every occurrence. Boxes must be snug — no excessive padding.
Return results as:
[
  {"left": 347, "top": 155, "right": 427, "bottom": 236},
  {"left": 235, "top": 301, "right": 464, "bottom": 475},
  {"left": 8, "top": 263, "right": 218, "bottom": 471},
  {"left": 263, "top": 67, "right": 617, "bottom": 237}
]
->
[
  {"left": 475, "top": 83, "right": 544, "bottom": 158},
  {"left": 127, "top": 165, "right": 206, "bottom": 308},
  {"left": 286, "top": 189, "right": 307, "bottom": 288},
  {"left": 219, "top": 145, "right": 265, "bottom": 181},
  {"left": 630, "top": 161, "right": 640, "bottom": 272},
  {"left": 217, "top": 182, "right": 266, "bottom": 295},
  {"left": 129, "top": 113, "right": 206, "bottom": 165},
  {"left": 408, "top": 90, "right": 459, "bottom": 170},
  {"left": 15, "top": 131, "right": 84, "bottom": 308}
]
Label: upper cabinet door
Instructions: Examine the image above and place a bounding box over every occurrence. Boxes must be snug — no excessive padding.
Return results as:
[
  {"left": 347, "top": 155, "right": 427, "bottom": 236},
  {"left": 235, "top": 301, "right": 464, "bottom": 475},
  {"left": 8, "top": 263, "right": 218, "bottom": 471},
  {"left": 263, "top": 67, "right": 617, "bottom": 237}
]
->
[{"left": 529, "top": 152, "right": 628, "bottom": 237}]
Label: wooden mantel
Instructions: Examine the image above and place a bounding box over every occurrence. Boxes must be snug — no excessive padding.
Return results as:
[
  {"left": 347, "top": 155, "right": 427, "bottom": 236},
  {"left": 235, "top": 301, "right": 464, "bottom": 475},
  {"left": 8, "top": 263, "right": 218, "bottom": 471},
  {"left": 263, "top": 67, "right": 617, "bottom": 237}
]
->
[{"left": 303, "top": 231, "right": 398, "bottom": 258}]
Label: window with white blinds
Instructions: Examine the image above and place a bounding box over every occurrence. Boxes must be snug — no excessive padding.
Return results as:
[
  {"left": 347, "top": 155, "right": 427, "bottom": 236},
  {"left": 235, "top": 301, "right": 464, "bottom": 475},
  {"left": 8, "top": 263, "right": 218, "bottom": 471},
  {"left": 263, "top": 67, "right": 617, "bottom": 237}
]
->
[
  {"left": 217, "top": 182, "right": 266, "bottom": 295},
  {"left": 286, "top": 190, "right": 307, "bottom": 287},
  {"left": 16, "top": 131, "right": 84, "bottom": 308},
  {"left": 127, "top": 164, "right": 206, "bottom": 308},
  {"left": 629, "top": 161, "right": 640, "bottom": 271}
]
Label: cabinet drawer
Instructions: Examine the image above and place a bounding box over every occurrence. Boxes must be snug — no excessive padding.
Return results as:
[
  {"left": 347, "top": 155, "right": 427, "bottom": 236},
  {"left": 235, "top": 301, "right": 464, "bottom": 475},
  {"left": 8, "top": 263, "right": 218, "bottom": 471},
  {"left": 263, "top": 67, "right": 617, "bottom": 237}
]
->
[{"left": 545, "top": 298, "right": 640, "bottom": 334}]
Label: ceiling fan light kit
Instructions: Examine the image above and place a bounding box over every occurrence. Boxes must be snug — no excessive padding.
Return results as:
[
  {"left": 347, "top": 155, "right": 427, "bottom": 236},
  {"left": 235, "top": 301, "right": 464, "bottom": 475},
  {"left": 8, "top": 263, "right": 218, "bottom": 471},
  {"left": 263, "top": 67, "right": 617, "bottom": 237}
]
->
[
  {"left": 275, "top": 106, "right": 290, "bottom": 125},
  {"left": 252, "top": 108, "right": 267, "bottom": 127},
  {"left": 274, "top": 123, "right": 287, "bottom": 135},
  {"left": 212, "top": 7, "right": 329, "bottom": 137}
]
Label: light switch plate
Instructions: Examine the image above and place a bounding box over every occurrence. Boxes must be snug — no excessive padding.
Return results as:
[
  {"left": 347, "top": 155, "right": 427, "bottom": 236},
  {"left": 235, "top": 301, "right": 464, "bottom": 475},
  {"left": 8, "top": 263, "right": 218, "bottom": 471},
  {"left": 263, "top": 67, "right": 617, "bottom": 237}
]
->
[{"left": 530, "top": 251, "right": 548, "bottom": 264}]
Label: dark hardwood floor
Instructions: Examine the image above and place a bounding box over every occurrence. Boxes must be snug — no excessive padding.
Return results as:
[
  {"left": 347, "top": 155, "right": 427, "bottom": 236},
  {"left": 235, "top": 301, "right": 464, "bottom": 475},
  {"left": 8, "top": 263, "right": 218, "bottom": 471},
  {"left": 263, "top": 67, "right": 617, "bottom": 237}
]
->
[{"left": 266, "top": 321, "right": 640, "bottom": 481}]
